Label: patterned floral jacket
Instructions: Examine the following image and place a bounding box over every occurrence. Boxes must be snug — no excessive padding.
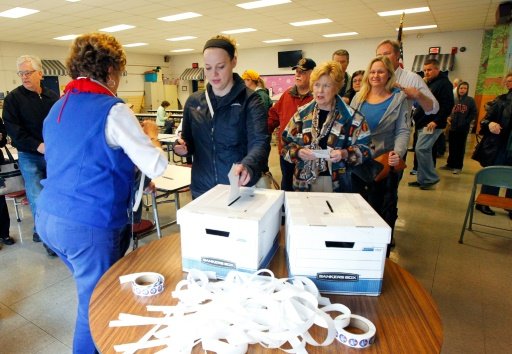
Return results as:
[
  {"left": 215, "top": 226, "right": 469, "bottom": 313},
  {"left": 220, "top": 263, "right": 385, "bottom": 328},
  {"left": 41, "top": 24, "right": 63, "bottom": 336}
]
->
[{"left": 281, "top": 95, "right": 372, "bottom": 192}]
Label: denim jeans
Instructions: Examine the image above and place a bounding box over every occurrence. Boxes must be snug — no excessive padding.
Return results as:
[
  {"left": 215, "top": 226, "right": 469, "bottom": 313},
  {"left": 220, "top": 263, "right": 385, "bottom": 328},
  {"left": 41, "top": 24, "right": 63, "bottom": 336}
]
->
[
  {"left": 36, "top": 210, "right": 127, "bottom": 354},
  {"left": 17, "top": 151, "right": 46, "bottom": 231},
  {"left": 415, "top": 129, "right": 443, "bottom": 185}
]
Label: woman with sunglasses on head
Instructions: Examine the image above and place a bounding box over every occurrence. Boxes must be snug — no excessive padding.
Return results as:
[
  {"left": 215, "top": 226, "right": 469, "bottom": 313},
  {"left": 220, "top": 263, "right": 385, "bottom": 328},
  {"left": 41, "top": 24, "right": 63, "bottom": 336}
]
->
[{"left": 350, "top": 56, "right": 410, "bottom": 255}]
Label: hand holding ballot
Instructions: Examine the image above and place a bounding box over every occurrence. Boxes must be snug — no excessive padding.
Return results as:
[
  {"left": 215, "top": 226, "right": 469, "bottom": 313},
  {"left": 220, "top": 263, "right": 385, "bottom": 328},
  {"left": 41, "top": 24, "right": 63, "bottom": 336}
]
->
[
  {"left": 173, "top": 138, "right": 188, "bottom": 156},
  {"left": 299, "top": 147, "right": 347, "bottom": 163}
]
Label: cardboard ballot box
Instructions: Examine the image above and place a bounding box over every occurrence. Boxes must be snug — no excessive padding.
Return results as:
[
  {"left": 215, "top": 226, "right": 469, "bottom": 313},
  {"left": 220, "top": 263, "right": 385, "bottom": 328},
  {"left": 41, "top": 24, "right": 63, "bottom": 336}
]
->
[
  {"left": 285, "top": 192, "right": 391, "bottom": 296},
  {"left": 177, "top": 184, "right": 284, "bottom": 278}
]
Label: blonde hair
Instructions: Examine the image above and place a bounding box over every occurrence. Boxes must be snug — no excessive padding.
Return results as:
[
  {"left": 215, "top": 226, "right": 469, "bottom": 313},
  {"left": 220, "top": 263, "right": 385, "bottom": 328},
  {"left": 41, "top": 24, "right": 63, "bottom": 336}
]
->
[
  {"left": 309, "top": 61, "right": 344, "bottom": 92},
  {"left": 206, "top": 34, "right": 238, "bottom": 59},
  {"left": 358, "top": 56, "right": 396, "bottom": 101}
]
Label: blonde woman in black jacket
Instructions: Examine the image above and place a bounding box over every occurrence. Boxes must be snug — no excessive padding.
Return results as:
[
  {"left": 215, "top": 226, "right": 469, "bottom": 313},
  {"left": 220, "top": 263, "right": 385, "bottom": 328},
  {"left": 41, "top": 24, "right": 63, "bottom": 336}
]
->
[{"left": 174, "top": 35, "right": 269, "bottom": 198}]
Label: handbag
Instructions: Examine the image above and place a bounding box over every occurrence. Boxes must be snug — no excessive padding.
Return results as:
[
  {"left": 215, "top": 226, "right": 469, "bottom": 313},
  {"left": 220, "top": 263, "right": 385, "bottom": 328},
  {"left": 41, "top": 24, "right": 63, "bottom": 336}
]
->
[
  {"left": 471, "top": 133, "right": 500, "bottom": 167},
  {"left": 0, "top": 147, "right": 25, "bottom": 195}
]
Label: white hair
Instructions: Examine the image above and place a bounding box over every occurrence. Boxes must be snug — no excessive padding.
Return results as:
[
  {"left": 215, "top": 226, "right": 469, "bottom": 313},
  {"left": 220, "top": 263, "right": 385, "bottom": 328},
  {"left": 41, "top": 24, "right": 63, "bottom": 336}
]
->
[{"left": 16, "top": 55, "right": 42, "bottom": 71}]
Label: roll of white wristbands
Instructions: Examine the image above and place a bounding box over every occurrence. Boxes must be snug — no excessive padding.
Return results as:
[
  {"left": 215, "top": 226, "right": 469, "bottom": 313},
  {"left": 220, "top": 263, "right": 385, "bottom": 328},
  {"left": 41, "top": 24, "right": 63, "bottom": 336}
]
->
[
  {"left": 119, "top": 272, "right": 165, "bottom": 297},
  {"left": 335, "top": 314, "right": 377, "bottom": 349},
  {"left": 111, "top": 269, "right": 375, "bottom": 353}
]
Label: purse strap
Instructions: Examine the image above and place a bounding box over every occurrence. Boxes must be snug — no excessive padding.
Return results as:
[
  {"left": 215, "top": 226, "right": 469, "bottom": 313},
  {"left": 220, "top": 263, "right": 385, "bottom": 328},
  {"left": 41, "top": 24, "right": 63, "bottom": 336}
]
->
[
  {"left": 1, "top": 147, "right": 16, "bottom": 164},
  {"left": 205, "top": 89, "right": 214, "bottom": 118}
]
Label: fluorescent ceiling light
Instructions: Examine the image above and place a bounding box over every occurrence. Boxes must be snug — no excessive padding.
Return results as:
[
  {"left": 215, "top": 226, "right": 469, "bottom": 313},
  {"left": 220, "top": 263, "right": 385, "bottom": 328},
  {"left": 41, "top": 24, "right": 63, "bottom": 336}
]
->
[
  {"left": 323, "top": 32, "right": 358, "bottom": 38},
  {"left": 290, "top": 18, "right": 332, "bottom": 27},
  {"left": 171, "top": 49, "right": 194, "bottom": 53},
  {"left": 0, "top": 7, "right": 39, "bottom": 18},
  {"left": 99, "top": 24, "right": 135, "bottom": 32},
  {"left": 378, "top": 7, "right": 430, "bottom": 17},
  {"left": 66, "top": 0, "right": 81, "bottom": 3},
  {"left": 54, "top": 34, "right": 79, "bottom": 40},
  {"left": 167, "top": 36, "right": 197, "bottom": 41},
  {"left": 221, "top": 28, "right": 257, "bottom": 34},
  {"left": 263, "top": 38, "right": 293, "bottom": 43},
  {"left": 123, "top": 43, "right": 148, "bottom": 47},
  {"left": 399, "top": 24, "right": 437, "bottom": 31},
  {"left": 237, "top": 0, "right": 291, "bottom": 10},
  {"left": 158, "top": 12, "right": 202, "bottom": 22}
]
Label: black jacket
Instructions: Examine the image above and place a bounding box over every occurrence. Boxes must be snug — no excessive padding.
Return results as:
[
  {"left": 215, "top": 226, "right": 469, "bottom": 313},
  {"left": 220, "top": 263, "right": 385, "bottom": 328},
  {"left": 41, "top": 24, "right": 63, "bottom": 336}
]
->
[
  {"left": 3, "top": 85, "right": 59, "bottom": 154},
  {"left": 481, "top": 90, "right": 512, "bottom": 149},
  {"left": 413, "top": 72, "right": 454, "bottom": 130},
  {"left": 181, "top": 73, "right": 270, "bottom": 198},
  {"left": 0, "top": 118, "right": 7, "bottom": 163}
]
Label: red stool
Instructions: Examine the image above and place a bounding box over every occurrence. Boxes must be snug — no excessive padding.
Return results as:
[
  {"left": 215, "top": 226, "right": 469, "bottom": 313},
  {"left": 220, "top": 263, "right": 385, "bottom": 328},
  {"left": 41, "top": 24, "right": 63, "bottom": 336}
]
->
[
  {"left": 131, "top": 219, "right": 155, "bottom": 250},
  {"left": 5, "top": 190, "right": 26, "bottom": 222}
]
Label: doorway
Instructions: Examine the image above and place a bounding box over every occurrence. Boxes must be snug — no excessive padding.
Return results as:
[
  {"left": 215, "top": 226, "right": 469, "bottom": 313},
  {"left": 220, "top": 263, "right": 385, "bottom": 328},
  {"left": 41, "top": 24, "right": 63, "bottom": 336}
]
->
[{"left": 42, "top": 76, "right": 60, "bottom": 95}]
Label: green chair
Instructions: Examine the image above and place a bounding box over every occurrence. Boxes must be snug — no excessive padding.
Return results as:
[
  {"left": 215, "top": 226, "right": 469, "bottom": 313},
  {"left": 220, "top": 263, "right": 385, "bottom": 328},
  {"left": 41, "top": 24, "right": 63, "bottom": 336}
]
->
[{"left": 459, "top": 166, "right": 512, "bottom": 243}]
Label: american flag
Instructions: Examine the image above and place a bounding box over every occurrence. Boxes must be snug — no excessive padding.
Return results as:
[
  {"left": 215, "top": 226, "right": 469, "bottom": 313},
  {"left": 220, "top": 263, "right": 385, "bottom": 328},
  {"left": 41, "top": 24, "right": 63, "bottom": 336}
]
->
[{"left": 397, "top": 13, "right": 405, "bottom": 68}]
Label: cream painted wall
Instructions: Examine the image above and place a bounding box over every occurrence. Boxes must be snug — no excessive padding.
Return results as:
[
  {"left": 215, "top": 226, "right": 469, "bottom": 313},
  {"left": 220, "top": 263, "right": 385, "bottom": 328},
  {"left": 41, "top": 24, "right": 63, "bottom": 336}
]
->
[
  {"left": 1, "top": 29, "right": 484, "bottom": 108},
  {"left": 172, "top": 29, "right": 484, "bottom": 103},
  {"left": 0, "top": 41, "right": 171, "bottom": 99}
]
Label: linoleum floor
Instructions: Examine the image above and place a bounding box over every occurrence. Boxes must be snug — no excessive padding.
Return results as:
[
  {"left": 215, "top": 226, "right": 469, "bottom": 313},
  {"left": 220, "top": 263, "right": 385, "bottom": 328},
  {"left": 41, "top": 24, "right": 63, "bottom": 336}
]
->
[{"left": 0, "top": 134, "right": 511, "bottom": 354}]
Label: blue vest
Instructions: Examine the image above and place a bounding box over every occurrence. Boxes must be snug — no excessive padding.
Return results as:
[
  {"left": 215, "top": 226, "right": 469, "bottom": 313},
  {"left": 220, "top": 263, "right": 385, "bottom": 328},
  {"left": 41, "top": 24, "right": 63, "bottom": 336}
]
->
[{"left": 39, "top": 93, "right": 134, "bottom": 229}]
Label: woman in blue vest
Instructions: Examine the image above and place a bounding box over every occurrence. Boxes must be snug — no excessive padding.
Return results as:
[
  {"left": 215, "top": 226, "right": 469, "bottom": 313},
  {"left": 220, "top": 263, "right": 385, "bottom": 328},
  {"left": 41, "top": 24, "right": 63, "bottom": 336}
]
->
[{"left": 36, "top": 33, "right": 167, "bottom": 353}]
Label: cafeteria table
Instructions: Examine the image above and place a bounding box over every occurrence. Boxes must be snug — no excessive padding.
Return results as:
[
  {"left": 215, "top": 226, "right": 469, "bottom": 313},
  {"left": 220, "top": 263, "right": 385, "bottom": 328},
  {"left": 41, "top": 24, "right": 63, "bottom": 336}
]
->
[
  {"left": 90, "top": 232, "right": 443, "bottom": 353},
  {"left": 137, "top": 164, "right": 191, "bottom": 243}
]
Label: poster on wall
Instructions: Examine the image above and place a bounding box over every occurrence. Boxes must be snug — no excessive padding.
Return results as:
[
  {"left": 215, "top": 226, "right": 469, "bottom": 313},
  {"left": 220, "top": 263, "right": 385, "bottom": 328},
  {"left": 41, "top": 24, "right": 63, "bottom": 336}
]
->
[
  {"left": 476, "top": 25, "right": 511, "bottom": 96},
  {"left": 261, "top": 74, "right": 295, "bottom": 100}
]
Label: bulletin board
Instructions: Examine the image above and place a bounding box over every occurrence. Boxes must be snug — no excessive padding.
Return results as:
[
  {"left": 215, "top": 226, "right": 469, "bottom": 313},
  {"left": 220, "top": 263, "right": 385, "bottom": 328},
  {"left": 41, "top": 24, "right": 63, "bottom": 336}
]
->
[{"left": 261, "top": 74, "right": 295, "bottom": 98}]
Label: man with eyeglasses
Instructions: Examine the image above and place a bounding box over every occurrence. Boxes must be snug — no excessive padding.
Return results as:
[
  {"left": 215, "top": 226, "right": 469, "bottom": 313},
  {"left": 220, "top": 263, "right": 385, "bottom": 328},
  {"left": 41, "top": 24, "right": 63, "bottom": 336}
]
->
[{"left": 3, "top": 55, "right": 59, "bottom": 256}]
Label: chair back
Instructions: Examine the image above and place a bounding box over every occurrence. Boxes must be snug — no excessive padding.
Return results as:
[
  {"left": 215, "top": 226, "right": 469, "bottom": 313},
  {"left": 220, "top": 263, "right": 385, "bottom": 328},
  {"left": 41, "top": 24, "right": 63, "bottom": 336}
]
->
[{"left": 474, "top": 166, "right": 512, "bottom": 190}]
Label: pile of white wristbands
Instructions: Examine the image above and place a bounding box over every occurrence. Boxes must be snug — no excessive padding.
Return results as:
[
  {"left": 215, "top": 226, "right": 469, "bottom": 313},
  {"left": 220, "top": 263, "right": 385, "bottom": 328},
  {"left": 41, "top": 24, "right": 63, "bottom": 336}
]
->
[{"left": 110, "top": 269, "right": 376, "bottom": 353}]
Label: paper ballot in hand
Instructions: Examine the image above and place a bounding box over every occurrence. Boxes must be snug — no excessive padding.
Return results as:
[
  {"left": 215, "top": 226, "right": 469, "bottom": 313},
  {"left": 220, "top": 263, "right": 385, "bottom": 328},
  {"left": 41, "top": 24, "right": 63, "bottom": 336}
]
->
[
  {"left": 312, "top": 149, "right": 331, "bottom": 159},
  {"left": 227, "top": 164, "right": 241, "bottom": 206}
]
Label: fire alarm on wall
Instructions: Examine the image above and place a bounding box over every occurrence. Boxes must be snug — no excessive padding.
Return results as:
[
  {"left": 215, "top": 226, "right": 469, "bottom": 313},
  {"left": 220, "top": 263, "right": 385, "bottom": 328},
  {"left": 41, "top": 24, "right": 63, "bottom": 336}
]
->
[{"left": 192, "top": 62, "right": 199, "bottom": 68}]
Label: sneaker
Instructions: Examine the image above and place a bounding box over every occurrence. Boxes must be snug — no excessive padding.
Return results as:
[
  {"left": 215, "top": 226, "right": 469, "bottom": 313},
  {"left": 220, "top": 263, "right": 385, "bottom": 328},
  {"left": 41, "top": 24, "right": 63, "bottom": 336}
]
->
[
  {"left": 408, "top": 181, "right": 421, "bottom": 187},
  {"left": 33, "top": 232, "right": 41, "bottom": 242},
  {"left": 452, "top": 169, "right": 461, "bottom": 174},
  {"left": 409, "top": 170, "right": 417, "bottom": 175},
  {"left": 0, "top": 236, "right": 15, "bottom": 245},
  {"left": 475, "top": 204, "right": 495, "bottom": 216},
  {"left": 43, "top": 243, "right": 57, "bottom": 257},
  {"left": 420, "top": 180, "right": 440, "bottom": 190},
  {"left": 439, "top": 165, "right": 451, "bottom": 170}
]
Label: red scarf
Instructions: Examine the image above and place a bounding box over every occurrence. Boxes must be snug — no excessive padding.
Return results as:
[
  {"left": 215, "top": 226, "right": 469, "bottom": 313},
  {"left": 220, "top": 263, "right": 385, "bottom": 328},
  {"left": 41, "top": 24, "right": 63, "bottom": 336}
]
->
[{"left": 58, "top": 78, "right": 115, "bottom": 122}]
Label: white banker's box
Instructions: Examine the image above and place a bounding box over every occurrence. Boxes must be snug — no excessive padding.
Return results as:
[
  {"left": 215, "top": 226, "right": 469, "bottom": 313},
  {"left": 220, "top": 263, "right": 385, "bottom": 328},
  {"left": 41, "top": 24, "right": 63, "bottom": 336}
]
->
[
  {"left": 285, "top": 192, "right": 391, "bottom": 296},
  {"left": 177, "top": 184, "right": 284, "bottom": 278}
]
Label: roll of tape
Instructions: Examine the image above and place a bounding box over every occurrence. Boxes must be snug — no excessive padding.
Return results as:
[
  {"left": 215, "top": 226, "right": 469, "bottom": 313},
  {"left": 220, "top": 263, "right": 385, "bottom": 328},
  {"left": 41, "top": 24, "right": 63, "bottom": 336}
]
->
[
  {"left": 119, "top": 272, "right": 165, "bottom": 297},
  {"left": 335, "top": 314, "right": 376, "bottom": 348}
]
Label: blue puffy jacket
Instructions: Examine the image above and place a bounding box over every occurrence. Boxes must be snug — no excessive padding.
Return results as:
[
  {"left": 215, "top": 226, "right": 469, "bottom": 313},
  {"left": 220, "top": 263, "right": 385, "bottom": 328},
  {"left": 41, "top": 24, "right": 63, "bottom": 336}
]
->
[{"left": 181, "top": 73, "right": 270, "bottom": 198}]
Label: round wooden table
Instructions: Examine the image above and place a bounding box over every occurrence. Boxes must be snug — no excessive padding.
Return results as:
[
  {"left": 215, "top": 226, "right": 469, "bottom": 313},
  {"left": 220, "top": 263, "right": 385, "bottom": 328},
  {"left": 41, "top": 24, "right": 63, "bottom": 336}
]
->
[{"left": 90, "top": 234, "right": 443, "bottom": 353}]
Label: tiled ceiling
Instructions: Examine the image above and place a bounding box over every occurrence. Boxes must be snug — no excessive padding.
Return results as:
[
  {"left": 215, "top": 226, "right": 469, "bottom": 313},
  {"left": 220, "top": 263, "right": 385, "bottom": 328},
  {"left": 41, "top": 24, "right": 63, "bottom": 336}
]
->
[{"left": 0, "top": 0, "right": 503, "bottom": 55}]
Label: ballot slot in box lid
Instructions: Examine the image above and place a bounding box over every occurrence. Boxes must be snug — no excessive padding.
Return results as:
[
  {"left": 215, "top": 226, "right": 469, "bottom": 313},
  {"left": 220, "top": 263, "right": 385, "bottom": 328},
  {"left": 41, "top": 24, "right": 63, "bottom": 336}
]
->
[
  {"left": 284, "top": 192, "right": 391, "bottom": 296},
  {"left": 177, "top": 184, "right": 284, "bottom": 278}
]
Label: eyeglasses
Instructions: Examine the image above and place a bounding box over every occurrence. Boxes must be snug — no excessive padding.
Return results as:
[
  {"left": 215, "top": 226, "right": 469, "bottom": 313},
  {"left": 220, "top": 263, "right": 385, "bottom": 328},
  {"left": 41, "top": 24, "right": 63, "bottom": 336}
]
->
[{"left": 16, "top": 70, "right": 37, "bottom": 78}]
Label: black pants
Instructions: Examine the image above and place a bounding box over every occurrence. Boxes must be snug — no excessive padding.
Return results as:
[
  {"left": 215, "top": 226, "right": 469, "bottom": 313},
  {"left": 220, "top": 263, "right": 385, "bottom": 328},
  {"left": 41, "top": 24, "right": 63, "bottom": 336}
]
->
[
  {"left": 353, "top": 172, "right": 400, "bottom": 258},
  {"left": 447, "top": 130, "right": 469, "bottom": 169},
  {"left": 0, "top": 196, "right": 9, "bottom": 238},
  {"left": 280, "top": 156, "right": 295, "bottom": 191}
]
